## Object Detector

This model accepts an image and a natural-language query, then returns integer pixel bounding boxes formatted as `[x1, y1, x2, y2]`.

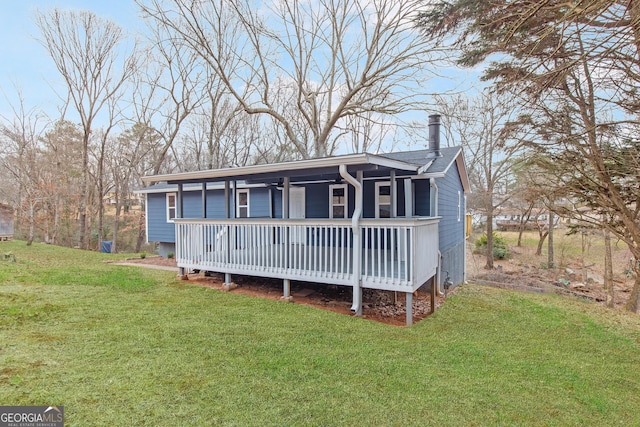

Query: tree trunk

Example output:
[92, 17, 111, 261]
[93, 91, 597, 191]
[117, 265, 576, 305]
[485, 212, 494, 269]
[135, 211, 145, 253]
[112, 198, 122, 253]
[535, 231, 548, 256]
[624, 274, 640, 313]
[27, 198, 35, 246]
[603, 228, 614, 308]
[517, 226, 524, 247]
[547, 211, 555, 268]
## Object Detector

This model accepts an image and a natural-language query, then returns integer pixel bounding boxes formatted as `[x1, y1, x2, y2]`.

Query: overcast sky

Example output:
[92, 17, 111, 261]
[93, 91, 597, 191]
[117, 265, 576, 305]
[0, 0, 482, 144]
[0, 0, 140, 120]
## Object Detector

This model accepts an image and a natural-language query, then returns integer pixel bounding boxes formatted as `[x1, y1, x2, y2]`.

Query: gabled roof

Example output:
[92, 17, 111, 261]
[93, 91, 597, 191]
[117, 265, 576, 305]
[379, 146, 470, 192]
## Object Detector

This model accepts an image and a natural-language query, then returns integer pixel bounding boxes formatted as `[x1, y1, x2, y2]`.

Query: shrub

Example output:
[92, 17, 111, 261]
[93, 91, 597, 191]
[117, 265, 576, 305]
[140, 253, 146, 259]
[167, 252, 174, 259]
[474, 232, 510, 259]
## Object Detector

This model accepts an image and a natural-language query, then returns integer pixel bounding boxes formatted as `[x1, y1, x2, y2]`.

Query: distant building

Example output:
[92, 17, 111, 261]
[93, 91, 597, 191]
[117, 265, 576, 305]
[0, 204, 14, 241]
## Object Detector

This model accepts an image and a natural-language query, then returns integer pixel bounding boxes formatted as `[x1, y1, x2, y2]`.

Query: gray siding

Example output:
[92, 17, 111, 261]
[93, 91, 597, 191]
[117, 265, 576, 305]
[249, 187, 271, 218]
[414, 179, 431, 216]
[441, 239, 465, 288]
[147, 193, 176, 243]
[148, 187, 272, 243]
[206, 190, 227, 218]
[437, 164, 465, 253]
[273, 189, 282, 218]
[305, 183, 329, 218]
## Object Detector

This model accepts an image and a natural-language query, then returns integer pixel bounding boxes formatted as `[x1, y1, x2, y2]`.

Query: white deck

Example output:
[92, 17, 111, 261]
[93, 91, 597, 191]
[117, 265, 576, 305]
[174, 217, 439, 292]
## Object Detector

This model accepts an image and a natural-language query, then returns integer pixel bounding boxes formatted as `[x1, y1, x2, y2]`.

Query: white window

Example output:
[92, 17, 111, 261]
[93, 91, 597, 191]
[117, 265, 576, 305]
[375, 182, 392, 218]
[167, 193, 176, 222]
[458, 191, 461, 222]
[236, 189, 249, 218]
[329, 184, 348, 219]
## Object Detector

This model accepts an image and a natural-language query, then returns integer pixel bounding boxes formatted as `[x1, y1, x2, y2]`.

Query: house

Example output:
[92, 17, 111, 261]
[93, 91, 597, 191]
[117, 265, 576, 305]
[136, 115, 470, 325]
[0, 204, 14, 241]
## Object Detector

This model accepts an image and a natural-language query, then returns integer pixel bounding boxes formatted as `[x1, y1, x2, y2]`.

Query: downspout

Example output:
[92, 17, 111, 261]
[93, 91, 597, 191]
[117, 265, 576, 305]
[430, 177, 443, 296]
[339, 164, 363, 314]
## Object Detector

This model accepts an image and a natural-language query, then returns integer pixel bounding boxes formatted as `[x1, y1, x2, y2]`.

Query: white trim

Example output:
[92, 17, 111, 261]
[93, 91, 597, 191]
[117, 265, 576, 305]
[236, 189, 250, 218]
[144, 194, 149, 244]
[329, 183, 348, 219]
[375, 181, 392, 219]
[142, 153, 418, 184]
[458, 191, 461, 222]
[166, 193, 177, 222]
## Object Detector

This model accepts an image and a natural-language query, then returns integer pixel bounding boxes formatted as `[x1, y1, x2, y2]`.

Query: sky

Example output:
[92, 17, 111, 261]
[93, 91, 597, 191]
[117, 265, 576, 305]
[0, 0, 483, 149]
[0, 0, 140, 121]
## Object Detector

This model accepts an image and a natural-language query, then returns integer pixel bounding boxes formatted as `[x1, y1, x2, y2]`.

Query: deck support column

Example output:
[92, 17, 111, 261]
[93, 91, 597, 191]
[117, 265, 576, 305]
[222, 272, 236, 291]
[406, 292, 413, 326]
[281, 279, 292, 301]
[430, 276, 436, 315]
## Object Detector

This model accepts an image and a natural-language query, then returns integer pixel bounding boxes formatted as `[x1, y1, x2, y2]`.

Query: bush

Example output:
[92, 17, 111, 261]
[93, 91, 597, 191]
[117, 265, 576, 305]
[140, 253, 146, 259]
[167, 252, 174, 259]
[474, 232, 510, 259]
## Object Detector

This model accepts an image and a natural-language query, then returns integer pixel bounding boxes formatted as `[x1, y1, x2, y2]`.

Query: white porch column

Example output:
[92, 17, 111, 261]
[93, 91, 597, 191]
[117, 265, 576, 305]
[201, 182, 207, 218]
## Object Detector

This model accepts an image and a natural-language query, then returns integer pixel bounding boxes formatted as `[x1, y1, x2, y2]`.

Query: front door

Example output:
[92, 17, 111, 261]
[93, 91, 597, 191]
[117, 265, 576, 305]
[289, 186, 306, 244]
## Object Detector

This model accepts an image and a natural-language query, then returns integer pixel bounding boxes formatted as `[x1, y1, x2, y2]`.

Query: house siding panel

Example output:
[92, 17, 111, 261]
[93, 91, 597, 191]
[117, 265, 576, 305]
[305, 183, 328, 218]
[147, 193, 175, 243]
[206, 190, 227, 219]
[414, 179, 431, 217]
[273, 189, 282, 218]
[441, 239, 465, 288]
[182, 191, 202, 219]
[437, 165, 465, 253]
[250, 187, 271, 218]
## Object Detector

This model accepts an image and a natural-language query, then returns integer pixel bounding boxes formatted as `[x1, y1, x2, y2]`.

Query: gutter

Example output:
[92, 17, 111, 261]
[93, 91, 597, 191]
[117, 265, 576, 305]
[430, 177, 443, 296]
[339, 164, 363, 314]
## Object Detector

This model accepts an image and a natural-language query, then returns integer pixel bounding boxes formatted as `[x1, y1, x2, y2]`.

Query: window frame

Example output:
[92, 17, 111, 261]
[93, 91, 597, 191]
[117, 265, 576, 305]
[375, 181, 392, 219]
[236, 189, 250, 218]
[329, 184, 348, 219]
[166, 193, 177, 222]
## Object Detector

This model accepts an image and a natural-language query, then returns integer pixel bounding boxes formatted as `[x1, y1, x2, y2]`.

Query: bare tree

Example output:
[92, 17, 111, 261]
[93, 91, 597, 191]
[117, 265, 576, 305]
[137, 0, 442, 159]
[0, 95, 47, 244]
[422, 0, 640, 311]
[437, 90, 528, 269]
[34, 9, 138, 249]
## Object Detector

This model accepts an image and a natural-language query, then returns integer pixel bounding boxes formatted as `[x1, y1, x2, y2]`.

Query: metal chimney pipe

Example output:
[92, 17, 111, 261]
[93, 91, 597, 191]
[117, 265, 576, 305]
[428, 114, 442, 157]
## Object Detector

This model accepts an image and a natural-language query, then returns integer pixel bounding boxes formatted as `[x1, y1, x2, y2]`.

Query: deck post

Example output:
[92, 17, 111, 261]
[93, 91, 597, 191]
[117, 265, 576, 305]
[281, 278, 292, 301]
[406, 291, 413, 326]
[430, 276, 436, 314]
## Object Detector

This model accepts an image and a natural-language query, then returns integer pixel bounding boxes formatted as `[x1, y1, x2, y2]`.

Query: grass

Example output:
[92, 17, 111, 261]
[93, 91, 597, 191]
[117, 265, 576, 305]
[1, 241, 640, 426]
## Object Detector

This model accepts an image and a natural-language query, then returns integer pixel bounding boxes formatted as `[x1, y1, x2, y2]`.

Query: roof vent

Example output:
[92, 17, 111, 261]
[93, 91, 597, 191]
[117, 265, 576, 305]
[428, 114, 442, 158]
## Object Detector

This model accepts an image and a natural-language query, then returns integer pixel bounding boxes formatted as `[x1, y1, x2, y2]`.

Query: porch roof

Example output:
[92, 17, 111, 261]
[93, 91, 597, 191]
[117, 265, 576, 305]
[141, 152, 421, 185]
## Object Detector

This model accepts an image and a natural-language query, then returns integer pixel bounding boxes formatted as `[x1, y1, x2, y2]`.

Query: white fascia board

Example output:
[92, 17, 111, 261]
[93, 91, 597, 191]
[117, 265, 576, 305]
[134, 182, 266, 194]
[415, 148, 471, 193]
[141, 153, 417, 184]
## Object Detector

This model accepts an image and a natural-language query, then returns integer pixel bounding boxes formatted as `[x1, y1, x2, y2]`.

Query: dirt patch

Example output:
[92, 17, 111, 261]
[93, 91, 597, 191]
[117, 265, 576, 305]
[466, 239, 635, 310]
[120, 256, 444, 326]
[121, 256, 178, 268]
[186, 273, 444, 326]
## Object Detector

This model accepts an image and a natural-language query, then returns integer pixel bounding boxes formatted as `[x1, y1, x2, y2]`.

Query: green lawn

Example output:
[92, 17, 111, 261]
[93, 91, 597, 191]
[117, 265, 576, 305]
[1, 241, 640, 426]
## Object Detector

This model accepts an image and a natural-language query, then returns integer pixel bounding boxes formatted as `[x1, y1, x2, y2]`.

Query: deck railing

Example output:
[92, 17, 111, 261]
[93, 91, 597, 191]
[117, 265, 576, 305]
[174, 217, 439, 292]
